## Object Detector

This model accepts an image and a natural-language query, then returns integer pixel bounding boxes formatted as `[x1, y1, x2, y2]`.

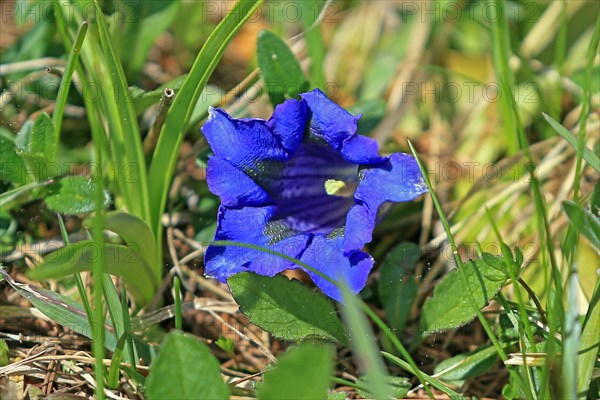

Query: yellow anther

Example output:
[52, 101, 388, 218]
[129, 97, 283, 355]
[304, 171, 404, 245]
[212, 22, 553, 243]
[325, 179, 356, 197]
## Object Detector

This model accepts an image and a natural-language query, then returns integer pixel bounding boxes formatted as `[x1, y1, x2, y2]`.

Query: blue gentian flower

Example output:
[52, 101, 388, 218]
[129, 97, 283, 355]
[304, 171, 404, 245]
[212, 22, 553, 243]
[202, 89, 427, 301]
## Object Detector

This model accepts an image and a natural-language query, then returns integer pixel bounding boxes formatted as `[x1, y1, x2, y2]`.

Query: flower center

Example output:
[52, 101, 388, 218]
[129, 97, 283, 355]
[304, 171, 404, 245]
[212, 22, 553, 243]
[259, 144, 359, 236]
[324, 179, 358, 197]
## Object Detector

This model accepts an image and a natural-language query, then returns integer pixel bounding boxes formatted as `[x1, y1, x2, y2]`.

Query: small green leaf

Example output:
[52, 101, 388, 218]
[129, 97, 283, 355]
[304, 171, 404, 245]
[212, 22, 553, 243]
[45, 176, 111, 214]
[129, 74, 187, 114]
[258, 342, 334, 400]
[215, 336, 235, 355]
[542, 112, 600, 172]
[228, 272, 346, 343]
[421, 254, 508, 332]
[27, 113, 55, 156]
[146, 331, 229, 400]
[378, 243, 420, 332]
[14, 120, 34, 150]
[0, 339, 9, 367]
[563, 200, 600, 251]
[257, 30, 309, 106]
[434, 345, 498, 384]
[15, 113, 57, 181]
[0, 134, 28, 185]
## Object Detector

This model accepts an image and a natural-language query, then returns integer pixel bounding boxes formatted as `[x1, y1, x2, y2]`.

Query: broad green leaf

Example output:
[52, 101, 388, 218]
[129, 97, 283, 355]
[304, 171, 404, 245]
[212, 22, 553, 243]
[0, 134, 28, 185]
[257, 29, 309, 106]
[542, 112, 600, 172]
[148, 0, 263, 243]
[0, 267, 117, 350]
[357, 376, 411, 400]
[27, 240, 155, 305]
[434, 345, 498, 385]
[378, 243, 420, 332]
[421, 254, 508, 332]
[146, 330, 228, 400]
[95, 211, 159, 285]
[563, 200, 600, 251]
[258, 342, 333, 400]
[228, 272, 346, 343]
[45, 176, 111, 214]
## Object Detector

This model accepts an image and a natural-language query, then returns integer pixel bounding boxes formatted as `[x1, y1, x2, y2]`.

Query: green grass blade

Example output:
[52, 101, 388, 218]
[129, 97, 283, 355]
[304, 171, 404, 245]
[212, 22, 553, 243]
[107, 334, 127, 389]
[382, 352, 463, 399]
[542, 113, 600, 172]
[340, 282, 393, 400]
[572, 17, 600, 197]
[148, 0, 263, 241]
[121, 286, 137, 368]
[577, 279, 600, 398]
[103, 275, 126, 351]
[92, 1, 150, 222]
[0, 180, 52, 208]
[0, 267, 118, 351]
[91, 125, 106, 400]
[174, 276, 182, 330]
[52, 20, 88, 147]
[57, 214, 93, 323]
[54, 0, 149, 222]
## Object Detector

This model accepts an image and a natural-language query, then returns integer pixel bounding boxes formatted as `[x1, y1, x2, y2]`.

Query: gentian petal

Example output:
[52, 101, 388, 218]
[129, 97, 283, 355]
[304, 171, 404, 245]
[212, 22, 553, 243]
[340, 134, 386, 164]
[300, 235, 374, 302]
[267, 98, 307, 153]
[343, 153, 427, 251]
[202, 107, 288, 173]
[204, 206, 310, 281]
[300, 89, 360, 149]
[206, 156, 271, 207]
